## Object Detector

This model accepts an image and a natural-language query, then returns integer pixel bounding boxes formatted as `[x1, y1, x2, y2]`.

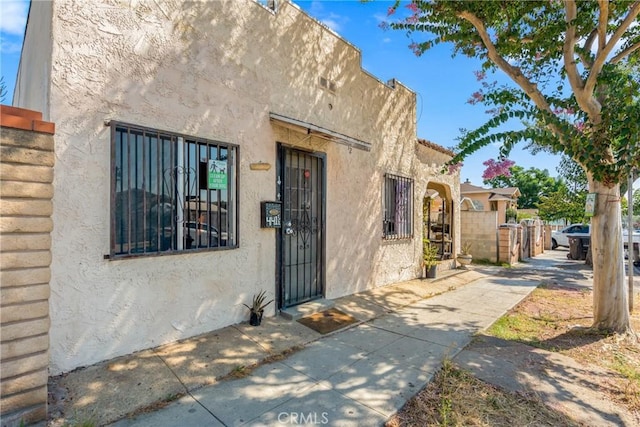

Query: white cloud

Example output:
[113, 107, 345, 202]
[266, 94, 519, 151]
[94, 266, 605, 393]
[0, 1, 29, 36]
[383, 37, 391, 43]
[373, 12, 387, 24]
[308, 0, 324, 17]
[321, 18, 340, 33]
[0, 39, 22, 54]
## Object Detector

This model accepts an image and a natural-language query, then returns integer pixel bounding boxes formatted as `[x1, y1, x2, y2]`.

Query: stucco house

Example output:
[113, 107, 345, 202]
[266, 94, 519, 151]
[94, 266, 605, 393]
[13, 0, 461, 375]
[460, 180, 520, 223]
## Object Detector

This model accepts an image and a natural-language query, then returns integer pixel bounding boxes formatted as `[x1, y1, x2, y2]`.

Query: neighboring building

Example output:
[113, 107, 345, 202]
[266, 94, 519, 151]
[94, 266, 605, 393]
[460, 180, 520, 223]
[13, 0, 460, 374]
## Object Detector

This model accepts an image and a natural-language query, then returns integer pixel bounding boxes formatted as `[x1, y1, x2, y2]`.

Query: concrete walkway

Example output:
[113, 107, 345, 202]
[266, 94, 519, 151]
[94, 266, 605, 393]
[97, 260, 547, 426]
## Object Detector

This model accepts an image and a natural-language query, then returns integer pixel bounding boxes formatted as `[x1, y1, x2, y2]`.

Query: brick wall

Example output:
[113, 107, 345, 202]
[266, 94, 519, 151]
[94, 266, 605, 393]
[460, 211, 499, 263]
[498, 225, 520, 265]
[1, 105, 55, 426]
[532, 222, 545, 256]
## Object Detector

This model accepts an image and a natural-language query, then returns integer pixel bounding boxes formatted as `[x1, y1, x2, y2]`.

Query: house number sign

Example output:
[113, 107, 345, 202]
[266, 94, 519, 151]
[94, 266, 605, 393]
[260, 201, 282, 228]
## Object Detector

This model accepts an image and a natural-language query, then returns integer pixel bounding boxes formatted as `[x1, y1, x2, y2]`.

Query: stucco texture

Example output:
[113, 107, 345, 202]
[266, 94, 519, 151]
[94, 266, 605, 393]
[16, 0, 459, 373]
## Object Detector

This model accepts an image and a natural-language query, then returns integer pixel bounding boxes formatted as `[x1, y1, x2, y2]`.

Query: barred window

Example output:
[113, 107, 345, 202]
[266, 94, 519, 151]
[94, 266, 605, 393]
[383, 173, 413, 240]
[110, 122, 238, 258]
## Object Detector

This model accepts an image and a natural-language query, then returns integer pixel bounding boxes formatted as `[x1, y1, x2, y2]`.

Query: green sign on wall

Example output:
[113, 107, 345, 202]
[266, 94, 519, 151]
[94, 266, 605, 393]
[208, 159, 227, 190]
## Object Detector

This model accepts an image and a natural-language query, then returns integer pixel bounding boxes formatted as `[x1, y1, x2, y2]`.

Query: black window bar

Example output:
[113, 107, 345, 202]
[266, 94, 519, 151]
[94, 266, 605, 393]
[111, 122, 238, 258]
[383, 173, 414, 240]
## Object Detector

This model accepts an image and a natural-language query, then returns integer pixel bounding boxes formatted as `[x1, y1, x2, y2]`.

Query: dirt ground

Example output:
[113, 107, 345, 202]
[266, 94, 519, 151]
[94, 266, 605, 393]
[508, 283, 640, 417]
[389, 272, 640, 426]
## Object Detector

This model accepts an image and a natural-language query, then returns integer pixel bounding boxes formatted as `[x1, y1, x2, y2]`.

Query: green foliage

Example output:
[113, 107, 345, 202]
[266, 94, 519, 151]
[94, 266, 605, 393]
[505, 207, 517, 221]
[516, 211, 535, 222]
[537, 185, 586, 223]
[557, 155, 588, 193]
[388, 1, 640, 186]
[243, 290, 273, 313]
[532, 155, 589, 223]
[423, 237, 440, 268]
[484, 166, 562, 209]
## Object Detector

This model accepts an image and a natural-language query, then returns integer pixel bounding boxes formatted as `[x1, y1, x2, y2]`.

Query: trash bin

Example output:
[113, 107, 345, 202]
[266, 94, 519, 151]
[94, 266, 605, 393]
[568, 235, 588, 260]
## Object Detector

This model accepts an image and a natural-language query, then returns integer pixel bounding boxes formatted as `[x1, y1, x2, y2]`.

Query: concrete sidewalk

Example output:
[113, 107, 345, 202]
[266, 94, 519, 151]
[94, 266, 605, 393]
[96, 263, 545, 427]
[49, 268, 486, 426]
[48, 252, 574, 427]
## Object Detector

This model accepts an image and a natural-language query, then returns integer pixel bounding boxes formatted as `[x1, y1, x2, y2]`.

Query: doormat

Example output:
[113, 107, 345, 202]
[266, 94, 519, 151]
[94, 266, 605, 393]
[297, 308, 359, 335]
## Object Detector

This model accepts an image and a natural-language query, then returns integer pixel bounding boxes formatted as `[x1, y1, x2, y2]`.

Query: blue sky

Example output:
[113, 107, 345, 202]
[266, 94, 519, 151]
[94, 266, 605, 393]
[294, 0, 566, 185]
[0, 0, 613, 187]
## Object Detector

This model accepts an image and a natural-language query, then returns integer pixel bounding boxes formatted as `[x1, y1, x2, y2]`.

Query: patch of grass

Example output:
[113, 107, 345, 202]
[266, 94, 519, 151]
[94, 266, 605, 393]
[611, 350, 640, 382]
[62, 420, 97, 427]
[164, 392, 181, 402]
[488, 314, 546, 345]
[225, 364, 249, 379]
[386, 359, 577, 427]
[124, 391, 186, 419]
[219, 345, 305, 382]
[472, 258, 502, 266]
[485, 284, 640, 414]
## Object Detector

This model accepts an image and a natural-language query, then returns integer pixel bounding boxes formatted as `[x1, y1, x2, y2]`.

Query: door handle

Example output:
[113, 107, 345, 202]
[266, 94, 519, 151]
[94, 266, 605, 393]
[284, 221, 295, 235]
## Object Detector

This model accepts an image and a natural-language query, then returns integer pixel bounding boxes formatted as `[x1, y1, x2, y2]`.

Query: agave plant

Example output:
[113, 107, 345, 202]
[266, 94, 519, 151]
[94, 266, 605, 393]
[244, 290, 273, 326]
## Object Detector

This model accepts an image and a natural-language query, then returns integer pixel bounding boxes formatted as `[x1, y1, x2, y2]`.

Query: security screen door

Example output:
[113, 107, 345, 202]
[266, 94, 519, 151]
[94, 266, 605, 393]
[278, 146, 325, 308]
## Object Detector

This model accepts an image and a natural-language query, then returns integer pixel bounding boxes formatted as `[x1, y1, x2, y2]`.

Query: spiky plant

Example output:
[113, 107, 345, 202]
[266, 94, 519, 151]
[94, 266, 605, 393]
[243, 290, 273, 313]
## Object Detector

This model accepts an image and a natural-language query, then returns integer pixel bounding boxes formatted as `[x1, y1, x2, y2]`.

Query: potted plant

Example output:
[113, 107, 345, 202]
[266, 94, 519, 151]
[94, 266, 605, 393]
[423, 237, 440, 278]
[458, 241, 473, 267]
[505, 208, 518, 223]
[243, 290, 273, 326]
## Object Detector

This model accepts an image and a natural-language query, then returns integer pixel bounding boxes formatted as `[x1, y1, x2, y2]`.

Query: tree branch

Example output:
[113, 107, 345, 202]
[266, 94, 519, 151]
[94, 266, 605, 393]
[582, 28, 598, 64]
[611, 41, 640, 64]
[585, 1, 640, 95]
[457, 11, 551, 112]
[576, 29, 597, 69]
[563, 0, 601, 123]
[457, 10, 572, 150]
[597, 0, 608, 53]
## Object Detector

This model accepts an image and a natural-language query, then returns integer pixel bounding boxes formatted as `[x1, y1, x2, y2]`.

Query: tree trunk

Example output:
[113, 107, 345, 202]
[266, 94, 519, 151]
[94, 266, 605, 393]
[590, 179, 630, 332]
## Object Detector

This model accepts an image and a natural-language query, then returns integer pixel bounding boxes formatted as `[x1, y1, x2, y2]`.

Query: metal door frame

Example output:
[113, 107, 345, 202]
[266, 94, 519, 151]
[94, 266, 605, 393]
[275, 144, 326, 309]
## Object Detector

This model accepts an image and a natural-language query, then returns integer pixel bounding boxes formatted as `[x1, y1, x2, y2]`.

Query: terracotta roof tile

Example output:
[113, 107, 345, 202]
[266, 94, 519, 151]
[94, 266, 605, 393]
[417, 138, 455, 157]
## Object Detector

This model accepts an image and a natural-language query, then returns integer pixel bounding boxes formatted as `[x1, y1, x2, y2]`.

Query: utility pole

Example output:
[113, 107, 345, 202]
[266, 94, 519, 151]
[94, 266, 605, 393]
[629, 172, 635, 313]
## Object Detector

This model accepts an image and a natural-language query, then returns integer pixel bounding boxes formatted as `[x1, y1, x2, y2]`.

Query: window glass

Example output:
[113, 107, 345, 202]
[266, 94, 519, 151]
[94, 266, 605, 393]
[383, 173, 413, 240]
[111, 123, 238, 257]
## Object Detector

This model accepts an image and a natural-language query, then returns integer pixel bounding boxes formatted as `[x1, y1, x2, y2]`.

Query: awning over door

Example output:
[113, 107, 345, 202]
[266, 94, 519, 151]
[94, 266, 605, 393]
[269, 112, 372, 152]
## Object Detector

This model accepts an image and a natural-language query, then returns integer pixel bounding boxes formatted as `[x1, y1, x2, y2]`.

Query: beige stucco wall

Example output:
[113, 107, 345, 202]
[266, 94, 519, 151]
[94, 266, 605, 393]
[462, 192, 514, 224]
[460, 210, 498, 262]
[15, 0, 459, 373]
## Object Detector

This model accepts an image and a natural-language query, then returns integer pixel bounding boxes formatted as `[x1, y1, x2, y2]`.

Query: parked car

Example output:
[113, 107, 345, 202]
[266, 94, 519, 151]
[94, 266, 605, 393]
[184, 222, 227, 248]
[622, 228, 640, 242]
[552, 224, 640, 251]
[551, 224, 590, 249]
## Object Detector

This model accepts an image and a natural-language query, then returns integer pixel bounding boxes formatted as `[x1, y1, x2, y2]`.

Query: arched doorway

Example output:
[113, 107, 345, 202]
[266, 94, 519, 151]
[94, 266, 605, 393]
[424, 182, 454, 260]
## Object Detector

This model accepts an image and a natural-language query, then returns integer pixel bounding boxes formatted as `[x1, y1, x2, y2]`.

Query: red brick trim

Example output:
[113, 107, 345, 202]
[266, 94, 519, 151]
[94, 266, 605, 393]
[1, 105, 55, 135]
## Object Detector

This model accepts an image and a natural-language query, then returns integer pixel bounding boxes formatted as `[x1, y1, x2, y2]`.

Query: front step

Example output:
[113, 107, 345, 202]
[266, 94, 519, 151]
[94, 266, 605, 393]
[280, 298, 335, 321]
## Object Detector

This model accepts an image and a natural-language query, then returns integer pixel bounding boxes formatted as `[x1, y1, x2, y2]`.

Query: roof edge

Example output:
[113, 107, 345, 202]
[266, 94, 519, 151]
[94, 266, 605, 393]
[417, 138, 455, 157]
